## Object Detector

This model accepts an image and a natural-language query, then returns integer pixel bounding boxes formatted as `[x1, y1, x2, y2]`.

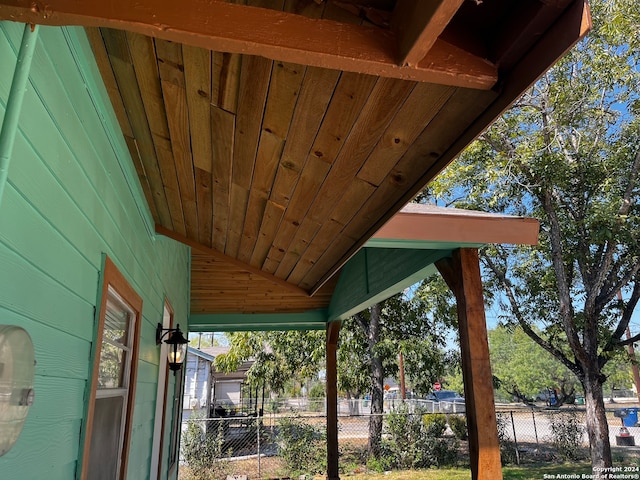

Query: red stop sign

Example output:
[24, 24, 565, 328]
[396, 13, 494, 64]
[434, 382, 441, 391]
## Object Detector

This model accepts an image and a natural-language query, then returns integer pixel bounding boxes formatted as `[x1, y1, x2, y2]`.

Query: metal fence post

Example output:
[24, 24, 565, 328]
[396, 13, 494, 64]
[531, 409, 539, 446]
[510, 411, 520, 465]
[257, 415, 261, 478]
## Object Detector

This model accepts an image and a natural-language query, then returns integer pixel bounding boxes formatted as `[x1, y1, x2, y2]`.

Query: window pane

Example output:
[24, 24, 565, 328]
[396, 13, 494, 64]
[98, 341, 126, 389]
[103, 298, 130, 346]
[88, 395, 124, 480]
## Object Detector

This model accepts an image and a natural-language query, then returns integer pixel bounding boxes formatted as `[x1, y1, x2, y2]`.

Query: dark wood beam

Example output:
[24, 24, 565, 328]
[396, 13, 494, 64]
[0, 0, 497, 89]
[490, 0, 576, 70]
[392, 0, 464, 66]
[326, 320, 341, 480]
[155, 224, 310, 297]
[437, 249, 502, 480]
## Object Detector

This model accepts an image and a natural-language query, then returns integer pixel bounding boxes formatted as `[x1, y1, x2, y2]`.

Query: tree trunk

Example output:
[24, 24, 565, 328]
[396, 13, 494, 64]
[582, 371, 613, 468]
[368, 303, 384, 457]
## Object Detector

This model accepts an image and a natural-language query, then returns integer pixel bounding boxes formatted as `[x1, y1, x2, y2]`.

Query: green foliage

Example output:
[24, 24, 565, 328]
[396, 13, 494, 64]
[181, 413, 230, 480]
[427, 0, 640, 375]
[308, 381, 326, 399]
[548, 410, 587, 461]
[425, 0, 640, 465]
[381, 404, 458, 470]
[365, 455, 387, 473]
[422, 413, 447, 437]
[489, 325, 580, 401]
[215, 330, 326, 394]
[447, 415, 468, 441]
[276, 415, 326, 477]
[340, 288, 454, 398]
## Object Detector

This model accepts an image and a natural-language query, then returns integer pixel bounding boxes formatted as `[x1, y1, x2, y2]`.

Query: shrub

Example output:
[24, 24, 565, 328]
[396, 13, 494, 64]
[181, 413, 230, 480]
[423, 413, 447, 437]
[277, 415, 326, 477]
[366, 455, 387, 473]
[308, 381, 326, 399]
[448, 414, 468, 440]
[548, 409, 585, 461]
[381, 404, 458, 470]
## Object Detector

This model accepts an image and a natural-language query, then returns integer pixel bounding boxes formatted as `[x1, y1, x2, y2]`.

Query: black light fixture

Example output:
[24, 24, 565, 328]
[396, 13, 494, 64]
[156, 323, 188, 374]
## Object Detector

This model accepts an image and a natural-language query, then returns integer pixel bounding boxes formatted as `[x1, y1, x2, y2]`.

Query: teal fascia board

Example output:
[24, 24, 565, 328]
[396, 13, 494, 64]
[328, 247, 452, 322]
[188, 309, 329, 332]
[365, 238, 483, 250]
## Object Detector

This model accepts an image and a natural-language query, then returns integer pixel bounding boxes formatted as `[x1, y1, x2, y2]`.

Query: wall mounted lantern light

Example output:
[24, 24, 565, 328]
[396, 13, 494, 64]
[156, 324, 188, 374]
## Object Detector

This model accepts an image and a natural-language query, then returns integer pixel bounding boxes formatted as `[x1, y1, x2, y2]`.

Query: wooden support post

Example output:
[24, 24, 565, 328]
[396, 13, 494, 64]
[436, 248, 502, 480]
[326, 320, 341, 480]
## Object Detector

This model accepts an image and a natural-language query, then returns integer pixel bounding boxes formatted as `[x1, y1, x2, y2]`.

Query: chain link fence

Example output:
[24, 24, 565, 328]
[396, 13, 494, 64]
[178, 400, 639, 479]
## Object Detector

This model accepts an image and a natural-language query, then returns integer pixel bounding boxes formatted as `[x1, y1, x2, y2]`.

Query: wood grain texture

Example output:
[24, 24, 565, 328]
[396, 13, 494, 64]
[211, 105, 235, 251]
[96, 28, 173, 226]
[75, 0, 590, 318]
[436, 249, 502, 480]
[0, 0, 498, 88]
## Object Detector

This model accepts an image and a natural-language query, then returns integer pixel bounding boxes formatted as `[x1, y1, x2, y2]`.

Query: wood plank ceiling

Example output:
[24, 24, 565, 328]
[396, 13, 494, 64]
[0, 0, 590, 315]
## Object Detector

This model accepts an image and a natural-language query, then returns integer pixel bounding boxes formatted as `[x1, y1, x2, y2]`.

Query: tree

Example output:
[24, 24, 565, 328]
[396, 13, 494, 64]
[215, 330, 325, 395]
[489, 325, 580, 404]
[215, 288, 453, 458]
[350, 288, 452, 456]
[427, 0, 640, 467]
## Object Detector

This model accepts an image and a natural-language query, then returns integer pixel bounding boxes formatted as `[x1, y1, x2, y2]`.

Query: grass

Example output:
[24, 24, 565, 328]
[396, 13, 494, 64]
[343, 462, 594, 480]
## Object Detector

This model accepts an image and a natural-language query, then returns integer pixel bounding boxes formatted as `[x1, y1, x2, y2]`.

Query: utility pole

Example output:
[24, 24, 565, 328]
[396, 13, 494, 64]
[625, 326, 640, 405]
[618, 291, 640, 404]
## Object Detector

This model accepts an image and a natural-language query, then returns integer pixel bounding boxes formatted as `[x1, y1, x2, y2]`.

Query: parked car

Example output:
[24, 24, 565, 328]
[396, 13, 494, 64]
[427, 390, 466, 413]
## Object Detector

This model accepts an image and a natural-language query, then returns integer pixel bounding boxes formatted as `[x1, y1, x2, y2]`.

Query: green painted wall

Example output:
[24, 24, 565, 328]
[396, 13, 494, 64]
[0, 22, 190, 480]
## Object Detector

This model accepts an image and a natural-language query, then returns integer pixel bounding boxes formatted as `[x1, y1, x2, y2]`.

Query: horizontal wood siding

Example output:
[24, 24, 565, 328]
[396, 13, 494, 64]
[0, 22, 189, 480]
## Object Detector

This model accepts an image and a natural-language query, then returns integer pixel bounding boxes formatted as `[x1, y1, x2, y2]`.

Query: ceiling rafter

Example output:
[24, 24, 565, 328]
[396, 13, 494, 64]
[391, 0, 465, 67]
[0, 0, 497, 89]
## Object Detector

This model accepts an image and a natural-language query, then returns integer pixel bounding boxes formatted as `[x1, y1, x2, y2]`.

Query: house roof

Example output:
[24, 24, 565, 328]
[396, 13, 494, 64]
[0, 0, 590, 322]
[187, 346, 216, 362]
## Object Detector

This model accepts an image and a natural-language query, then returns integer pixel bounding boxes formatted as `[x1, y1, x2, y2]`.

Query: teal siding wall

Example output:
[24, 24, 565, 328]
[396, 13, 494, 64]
[0, 22, 190, 480]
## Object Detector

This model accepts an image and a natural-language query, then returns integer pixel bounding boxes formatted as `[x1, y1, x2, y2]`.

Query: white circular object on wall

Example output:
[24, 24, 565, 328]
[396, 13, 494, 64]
[0, 325, 35, 457]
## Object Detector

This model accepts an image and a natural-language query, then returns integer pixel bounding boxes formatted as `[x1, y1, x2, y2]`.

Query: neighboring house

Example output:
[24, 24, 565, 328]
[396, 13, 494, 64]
[183, 347, 215, 411]
[182, 346, 253, 416]
[208, 354, 254, 417]
[182, 345, 254, 415]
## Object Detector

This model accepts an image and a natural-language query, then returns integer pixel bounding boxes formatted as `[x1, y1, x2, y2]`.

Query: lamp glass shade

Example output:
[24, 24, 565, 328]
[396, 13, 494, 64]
[168, 344, 187, 367]
[165, 327, 188, 371]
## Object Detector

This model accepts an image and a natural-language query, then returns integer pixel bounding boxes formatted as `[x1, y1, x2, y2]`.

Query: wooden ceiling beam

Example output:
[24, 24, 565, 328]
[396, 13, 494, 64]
[0, 0, 497, 89]
[392, 0, 465, 67]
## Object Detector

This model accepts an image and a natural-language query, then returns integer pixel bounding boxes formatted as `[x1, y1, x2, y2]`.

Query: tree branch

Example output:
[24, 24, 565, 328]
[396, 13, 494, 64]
[354, 312, 369, 337]
[481, 253, 583, 378]
[596, 261, 640, 313]
[602, 280, 640, 353]
[539, 187, 588, 363]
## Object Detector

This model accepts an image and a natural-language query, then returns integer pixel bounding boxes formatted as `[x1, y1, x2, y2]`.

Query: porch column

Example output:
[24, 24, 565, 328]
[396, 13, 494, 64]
[436, 248, 502, 480]
[326, 320, 341, 480]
